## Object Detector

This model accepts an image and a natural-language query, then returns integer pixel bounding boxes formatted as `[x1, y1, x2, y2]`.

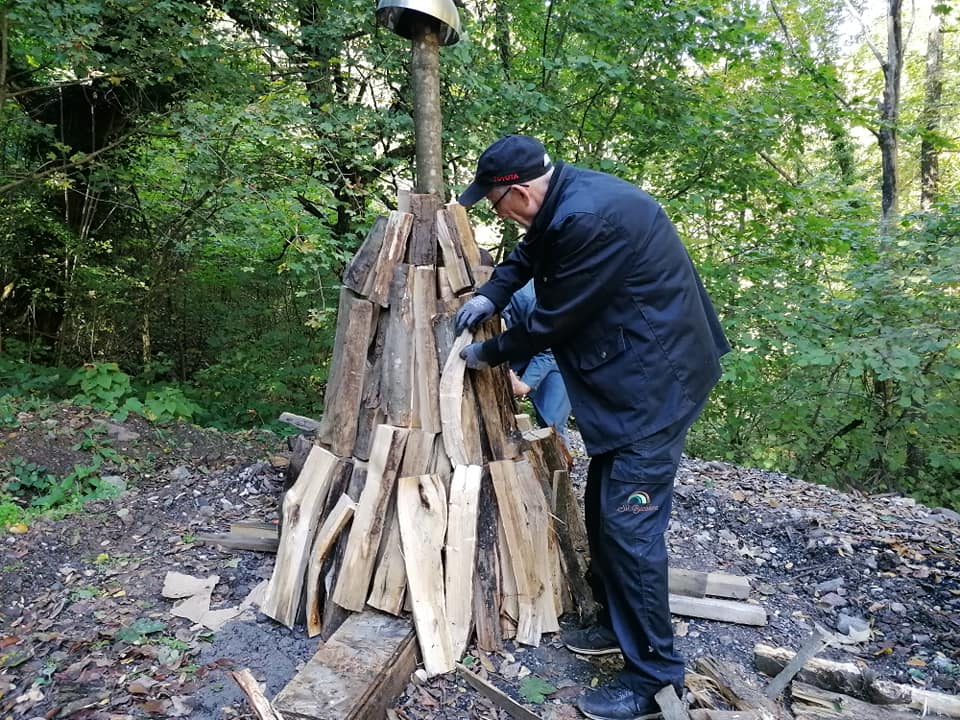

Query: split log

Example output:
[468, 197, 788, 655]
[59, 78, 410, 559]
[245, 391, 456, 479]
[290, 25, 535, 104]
[435, 208, 472, 294]
[366, 430, 435, 615]
[230, 668, 283, 720]
[279, 412, 322, 434]
[397, 473, 455, 676]
[365, 211, 414, 306]
[763, 629, 828, 699]
[261, 447, 340, 627]
[273, 611, 417, 720]
[695, 656, 790, 720]
[754, 643, 960, 717]
[412, 266, 441, 433]
[689, 713, 760, 720]
[353, 311, 388, 461]
[445, 464, 483, 658]
[669, 594, 767, 626]
[515, 414, 534, 432]
[407, 194, 441, 265]
[305, 494, 356, 637]
[197, 522, 279, 553]
[472, 467, 503, 652]
[332, 425, 410, 612]
[444, 202, 482, 271]
[383, 265, 415, 427]
[497, 518, 520, 639]
[471, 317, 520, 460]
[342, 215, 388, 294]
[515, 459, 559, 633]
[791, 681, 919, 720]
[439, 331, 473, 466]
[317, 290, 374, 457]
[490, 460, 543, 646]
[655, 684, 691, 720]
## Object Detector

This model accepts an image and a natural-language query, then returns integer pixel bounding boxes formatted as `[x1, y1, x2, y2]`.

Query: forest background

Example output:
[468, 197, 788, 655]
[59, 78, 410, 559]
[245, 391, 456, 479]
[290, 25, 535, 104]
[1, 0, 958, 513]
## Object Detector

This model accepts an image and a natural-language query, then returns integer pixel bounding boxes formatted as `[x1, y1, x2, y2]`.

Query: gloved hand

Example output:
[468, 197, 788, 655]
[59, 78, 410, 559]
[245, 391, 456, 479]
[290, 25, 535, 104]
[460, 342, 490, 370]
[455, 295, 496, 335]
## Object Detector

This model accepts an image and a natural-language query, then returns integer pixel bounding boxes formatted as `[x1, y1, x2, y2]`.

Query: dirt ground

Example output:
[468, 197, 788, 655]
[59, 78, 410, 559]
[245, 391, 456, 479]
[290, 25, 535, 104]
[1, 403, 958, 719]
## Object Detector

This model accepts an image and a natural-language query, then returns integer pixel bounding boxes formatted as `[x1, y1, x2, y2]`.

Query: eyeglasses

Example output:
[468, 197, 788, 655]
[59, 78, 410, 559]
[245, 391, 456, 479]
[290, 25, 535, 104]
[489, 184, 529, 213]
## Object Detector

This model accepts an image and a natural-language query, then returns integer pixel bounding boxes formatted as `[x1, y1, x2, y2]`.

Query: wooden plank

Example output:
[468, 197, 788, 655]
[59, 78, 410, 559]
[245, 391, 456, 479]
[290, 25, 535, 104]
[656, 684, 691, 720]
[445, 202, 481, 271]
[445, 464, 483, 658]
[305, 494, 356, 637]
[763, 629, 828, 699]
[791, 681, 920, 720]
[515, 459, 558, 633]
[515, 414, 534, 432]
[435, 207, 472, 294]
[406, 193, 441, 265]
[317, 290, 374, 457]
[261, 446, 339, 627]
[497, 518, 520, 639]
[439, 331, 473, 466]
[365, 211, 414, 307]
[695, 657, 789, 720]
[383, 264, 415, 427]
[274, 611, 417, 720]
[412, 266, 441, 433]
[490, 460, 542, 646]
[343, 215, 388, 294]
[366, 430, 435, 615]
[669, 594, 767, 626]
[472, 467, 503, 652]
[471, 317, 520, 460]
[689, 712, 760, 720]
[456, 664, 543, 720]
[196, 531, 278, 553]
[669, 568, 751, 600]
[397, 474, 455, 676]
[332, 425, 410, 612]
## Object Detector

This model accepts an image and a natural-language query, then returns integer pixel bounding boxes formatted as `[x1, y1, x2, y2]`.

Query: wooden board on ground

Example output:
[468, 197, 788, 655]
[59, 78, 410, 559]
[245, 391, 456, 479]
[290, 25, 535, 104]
[655, 684, 692, 720]
[260, 447, 340, 628]
[695, 657, 790, 720]
[763, 629, 828, 700]
[689, 712, 760, 720]
[669, 594, 767, 626]
[273, 611, 417, 720]
[197, 529, 278, 553]
[332, 425, 410, 612]
[456, 664, 543, 720]
[669, 568, 751, 600]
[231, 668, 283, 720]
[397, 473, 454, 676]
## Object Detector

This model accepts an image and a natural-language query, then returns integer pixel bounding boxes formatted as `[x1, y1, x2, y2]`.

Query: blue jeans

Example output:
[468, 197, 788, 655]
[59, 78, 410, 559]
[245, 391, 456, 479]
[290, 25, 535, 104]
[584, 398, 706, 696]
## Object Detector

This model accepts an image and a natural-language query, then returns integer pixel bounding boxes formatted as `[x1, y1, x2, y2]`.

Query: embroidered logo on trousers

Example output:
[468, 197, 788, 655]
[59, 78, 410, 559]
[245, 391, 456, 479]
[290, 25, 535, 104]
[617, 491, 659, 514]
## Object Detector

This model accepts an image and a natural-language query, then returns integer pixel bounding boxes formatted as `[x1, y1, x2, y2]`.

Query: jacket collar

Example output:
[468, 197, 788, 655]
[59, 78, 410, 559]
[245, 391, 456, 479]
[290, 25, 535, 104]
[528, 161, 570, 239]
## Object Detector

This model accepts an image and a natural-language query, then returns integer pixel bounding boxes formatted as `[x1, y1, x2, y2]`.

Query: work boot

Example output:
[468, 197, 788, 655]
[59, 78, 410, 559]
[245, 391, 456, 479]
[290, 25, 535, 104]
[563, 624, 620, 656]
[576, 679, 661, 720]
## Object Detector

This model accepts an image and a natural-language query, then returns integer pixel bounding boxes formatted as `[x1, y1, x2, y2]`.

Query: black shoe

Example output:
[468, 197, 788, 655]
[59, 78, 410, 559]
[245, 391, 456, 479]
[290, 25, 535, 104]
[564, 624, 620, 656]
[576, 680, 662, 720]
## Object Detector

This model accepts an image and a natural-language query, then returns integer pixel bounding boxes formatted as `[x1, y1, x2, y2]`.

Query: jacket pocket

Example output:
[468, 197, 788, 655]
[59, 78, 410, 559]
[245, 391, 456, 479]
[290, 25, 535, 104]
[577, 327, 631, 371]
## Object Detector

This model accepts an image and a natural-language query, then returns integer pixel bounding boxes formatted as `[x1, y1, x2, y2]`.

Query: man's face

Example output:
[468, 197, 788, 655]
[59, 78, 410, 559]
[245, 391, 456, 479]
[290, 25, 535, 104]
[485, 184, 534, 227]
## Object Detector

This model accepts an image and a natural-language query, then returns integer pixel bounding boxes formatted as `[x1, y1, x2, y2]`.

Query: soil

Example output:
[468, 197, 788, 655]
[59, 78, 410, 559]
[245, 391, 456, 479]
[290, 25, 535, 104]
[1, 403, 958, 720]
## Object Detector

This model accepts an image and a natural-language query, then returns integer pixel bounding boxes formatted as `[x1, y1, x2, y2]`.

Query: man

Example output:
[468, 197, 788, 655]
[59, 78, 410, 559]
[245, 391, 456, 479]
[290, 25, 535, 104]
[455, 135, 730, 720]
[503, 279, 572, 446]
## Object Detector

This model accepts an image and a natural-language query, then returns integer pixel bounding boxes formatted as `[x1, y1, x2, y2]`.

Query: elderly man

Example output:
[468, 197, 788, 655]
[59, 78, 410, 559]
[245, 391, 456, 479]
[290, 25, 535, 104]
[455, 135, 730, 720]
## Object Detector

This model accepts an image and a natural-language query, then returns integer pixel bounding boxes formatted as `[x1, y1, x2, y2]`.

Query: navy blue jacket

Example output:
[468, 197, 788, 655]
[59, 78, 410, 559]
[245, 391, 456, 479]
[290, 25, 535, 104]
[477, 162, 730, 455]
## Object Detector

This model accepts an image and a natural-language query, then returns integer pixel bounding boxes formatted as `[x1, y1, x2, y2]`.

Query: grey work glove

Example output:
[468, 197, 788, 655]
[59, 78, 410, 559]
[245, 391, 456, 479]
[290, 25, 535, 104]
[455, 295, 496, 335]
[460, 342, 491, 370]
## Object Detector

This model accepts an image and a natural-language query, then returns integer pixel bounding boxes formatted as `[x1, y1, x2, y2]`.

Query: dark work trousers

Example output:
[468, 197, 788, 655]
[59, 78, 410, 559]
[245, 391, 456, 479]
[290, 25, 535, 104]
[584, 398, 707, 697]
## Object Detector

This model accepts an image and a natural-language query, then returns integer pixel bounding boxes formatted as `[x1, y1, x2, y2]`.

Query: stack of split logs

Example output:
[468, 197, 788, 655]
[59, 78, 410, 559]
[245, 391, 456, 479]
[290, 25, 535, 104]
[260, 193, 593, 677]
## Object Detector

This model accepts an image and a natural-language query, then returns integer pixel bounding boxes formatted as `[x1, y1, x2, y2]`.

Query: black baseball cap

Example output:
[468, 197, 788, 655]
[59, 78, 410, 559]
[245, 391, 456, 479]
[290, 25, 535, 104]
[458, 135, 553, 207]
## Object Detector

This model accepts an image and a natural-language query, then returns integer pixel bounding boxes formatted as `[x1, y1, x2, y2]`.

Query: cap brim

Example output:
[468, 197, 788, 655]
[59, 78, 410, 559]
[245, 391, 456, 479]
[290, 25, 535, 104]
[458, 180, 490, 207]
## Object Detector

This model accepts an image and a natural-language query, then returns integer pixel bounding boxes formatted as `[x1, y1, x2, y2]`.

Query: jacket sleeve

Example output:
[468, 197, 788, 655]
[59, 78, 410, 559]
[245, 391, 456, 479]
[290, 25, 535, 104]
[481, 212, 636, 365]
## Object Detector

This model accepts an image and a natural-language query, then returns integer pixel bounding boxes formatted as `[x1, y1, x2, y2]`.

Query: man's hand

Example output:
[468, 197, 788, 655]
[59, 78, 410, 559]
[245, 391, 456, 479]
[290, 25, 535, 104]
[509, 369, 531, 397]
[460, 342, 490, 370]
[455, 295, 496, 335]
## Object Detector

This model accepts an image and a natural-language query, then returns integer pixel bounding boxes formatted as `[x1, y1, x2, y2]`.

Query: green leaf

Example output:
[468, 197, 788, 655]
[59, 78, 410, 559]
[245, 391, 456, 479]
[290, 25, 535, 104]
[116, 618, 167, 644]
[518, 676, 556, 704]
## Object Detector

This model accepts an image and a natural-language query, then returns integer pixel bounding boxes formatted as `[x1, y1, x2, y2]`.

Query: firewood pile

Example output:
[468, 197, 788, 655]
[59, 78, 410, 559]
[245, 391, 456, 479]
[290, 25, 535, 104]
[259, 193, 592, 677]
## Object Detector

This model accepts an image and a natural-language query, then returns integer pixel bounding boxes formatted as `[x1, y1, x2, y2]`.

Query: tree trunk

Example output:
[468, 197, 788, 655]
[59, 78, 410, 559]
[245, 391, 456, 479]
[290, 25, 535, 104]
[920, 5, 944, 209]
[878, 0, 903, 231]
[411, 26, 444, 198]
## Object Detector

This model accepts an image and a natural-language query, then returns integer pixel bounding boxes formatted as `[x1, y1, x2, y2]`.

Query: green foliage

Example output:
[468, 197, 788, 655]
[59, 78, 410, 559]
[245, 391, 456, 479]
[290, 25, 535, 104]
[68, 363, 133, 412]
[518, 676, 557, 704]
[115, 618, 167, 645]
[1, 456, 119, 512]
